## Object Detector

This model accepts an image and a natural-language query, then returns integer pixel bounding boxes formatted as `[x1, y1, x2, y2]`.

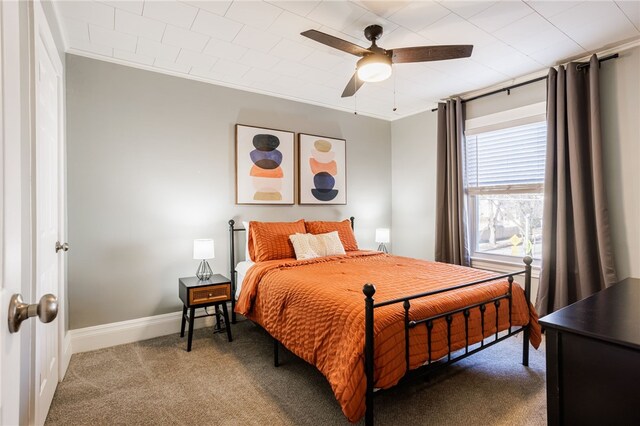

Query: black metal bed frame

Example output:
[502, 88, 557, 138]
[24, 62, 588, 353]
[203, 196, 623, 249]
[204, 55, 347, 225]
[228, 217, 533, 425]
[227, 219, 244, 324]
[362, 257, 532, 425]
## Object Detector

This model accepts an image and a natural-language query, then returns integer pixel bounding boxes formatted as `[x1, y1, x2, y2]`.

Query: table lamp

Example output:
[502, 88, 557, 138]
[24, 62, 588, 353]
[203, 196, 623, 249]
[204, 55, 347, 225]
[193, 239, 214, 280]
[375, 228, 390, 253]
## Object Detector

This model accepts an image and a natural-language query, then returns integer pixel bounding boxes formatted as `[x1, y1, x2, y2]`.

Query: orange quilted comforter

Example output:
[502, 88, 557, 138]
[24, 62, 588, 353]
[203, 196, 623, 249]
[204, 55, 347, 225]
[235, 251, 541, 423]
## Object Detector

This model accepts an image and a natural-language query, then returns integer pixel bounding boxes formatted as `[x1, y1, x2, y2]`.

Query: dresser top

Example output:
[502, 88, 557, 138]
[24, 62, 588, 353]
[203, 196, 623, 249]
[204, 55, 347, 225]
[179, 274, 230, 288]
[539, 278, 640, 350]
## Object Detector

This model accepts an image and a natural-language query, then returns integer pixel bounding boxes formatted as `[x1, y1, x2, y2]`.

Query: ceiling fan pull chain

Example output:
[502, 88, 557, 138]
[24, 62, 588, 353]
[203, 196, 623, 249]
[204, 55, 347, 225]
[354, 71, 358, 115]
[393, 64, 397, 112]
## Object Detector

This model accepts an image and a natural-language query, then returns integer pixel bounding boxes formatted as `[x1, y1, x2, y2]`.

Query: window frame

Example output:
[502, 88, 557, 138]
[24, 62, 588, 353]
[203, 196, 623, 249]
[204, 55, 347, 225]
[464, 102, 546, 263]
[467, 190, 544, 264]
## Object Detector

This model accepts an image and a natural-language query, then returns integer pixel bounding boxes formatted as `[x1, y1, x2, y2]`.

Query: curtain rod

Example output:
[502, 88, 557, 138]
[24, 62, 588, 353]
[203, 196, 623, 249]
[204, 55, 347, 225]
[430, 53, 619, 112]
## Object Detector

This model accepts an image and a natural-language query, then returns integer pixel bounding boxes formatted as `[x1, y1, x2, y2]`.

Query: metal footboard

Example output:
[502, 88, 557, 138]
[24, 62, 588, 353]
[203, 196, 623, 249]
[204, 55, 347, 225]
[363, 256, 533, 426]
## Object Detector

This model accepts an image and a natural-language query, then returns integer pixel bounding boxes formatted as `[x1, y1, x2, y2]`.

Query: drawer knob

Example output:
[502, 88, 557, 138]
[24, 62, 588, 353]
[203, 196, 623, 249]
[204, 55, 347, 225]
[209, 293, 213, 297]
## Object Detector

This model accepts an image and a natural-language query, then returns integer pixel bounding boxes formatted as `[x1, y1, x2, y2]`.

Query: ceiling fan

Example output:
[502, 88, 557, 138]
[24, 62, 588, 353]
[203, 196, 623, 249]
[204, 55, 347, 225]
[301, 25, 473, 97]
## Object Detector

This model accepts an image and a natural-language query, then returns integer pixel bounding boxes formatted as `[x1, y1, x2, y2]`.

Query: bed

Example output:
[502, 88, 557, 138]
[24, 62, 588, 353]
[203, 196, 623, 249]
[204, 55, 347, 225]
[234, 260, 254, 300]
[228, 218, 541, 425]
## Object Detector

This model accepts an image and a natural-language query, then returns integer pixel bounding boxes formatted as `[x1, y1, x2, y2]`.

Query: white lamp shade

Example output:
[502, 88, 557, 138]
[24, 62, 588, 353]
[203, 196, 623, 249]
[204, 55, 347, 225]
[375, 228, 390, 244]
[193, 239, 215, 260]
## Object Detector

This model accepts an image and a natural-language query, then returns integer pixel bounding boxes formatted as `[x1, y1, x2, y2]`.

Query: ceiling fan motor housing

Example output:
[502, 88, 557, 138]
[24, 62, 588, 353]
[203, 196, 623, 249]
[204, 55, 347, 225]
[364, 25, 383, 42]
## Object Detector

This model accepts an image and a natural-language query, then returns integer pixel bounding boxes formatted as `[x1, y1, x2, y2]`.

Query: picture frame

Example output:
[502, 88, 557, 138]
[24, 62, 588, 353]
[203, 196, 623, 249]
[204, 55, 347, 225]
[298, 133, 346, 205]
[235, 124, 295, 205]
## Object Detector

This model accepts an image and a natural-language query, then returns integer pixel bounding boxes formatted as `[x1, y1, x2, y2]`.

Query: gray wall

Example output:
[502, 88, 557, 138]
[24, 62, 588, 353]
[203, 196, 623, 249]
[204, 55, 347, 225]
[391, 111, 438, 260]
[66, 54, 391, 329]
[391, 46, 640, 282]
[600, 46, 640, 281]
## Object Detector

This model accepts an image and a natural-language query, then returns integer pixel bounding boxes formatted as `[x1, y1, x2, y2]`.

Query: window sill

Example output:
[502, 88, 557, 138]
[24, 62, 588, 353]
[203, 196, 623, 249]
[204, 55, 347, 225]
[470, 255, 541, 279]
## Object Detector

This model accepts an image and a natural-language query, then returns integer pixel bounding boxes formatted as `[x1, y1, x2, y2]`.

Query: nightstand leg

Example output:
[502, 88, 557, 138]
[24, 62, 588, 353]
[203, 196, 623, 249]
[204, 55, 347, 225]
[180, 305, 187, 338]
[222, 302, 232, 342]
[214, 304, 222, 331]
[231, 298, 236, 324]
[187, 307, 196, 352]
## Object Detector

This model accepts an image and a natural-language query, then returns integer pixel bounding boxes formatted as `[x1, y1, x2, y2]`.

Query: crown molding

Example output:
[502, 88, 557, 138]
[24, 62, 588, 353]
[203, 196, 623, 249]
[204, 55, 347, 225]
[388, 37, 640, 122]
[66, 34, 640, 125]
[66, 49, 393, 122]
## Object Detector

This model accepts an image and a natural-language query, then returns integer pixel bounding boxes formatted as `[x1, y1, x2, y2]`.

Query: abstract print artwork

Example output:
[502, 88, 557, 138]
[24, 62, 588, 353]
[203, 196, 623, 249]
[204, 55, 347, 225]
[298, 134, 346, 205]
[236, 125, 294, 204]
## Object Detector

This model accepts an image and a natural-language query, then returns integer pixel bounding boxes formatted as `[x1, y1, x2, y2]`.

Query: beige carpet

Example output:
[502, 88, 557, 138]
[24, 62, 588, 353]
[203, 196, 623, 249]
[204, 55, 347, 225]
[46, 317, 546, 425]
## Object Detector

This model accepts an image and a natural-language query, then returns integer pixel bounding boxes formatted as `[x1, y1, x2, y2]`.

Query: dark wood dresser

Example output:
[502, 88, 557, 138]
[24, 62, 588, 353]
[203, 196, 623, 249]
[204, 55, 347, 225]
[539, 278, 640, 425]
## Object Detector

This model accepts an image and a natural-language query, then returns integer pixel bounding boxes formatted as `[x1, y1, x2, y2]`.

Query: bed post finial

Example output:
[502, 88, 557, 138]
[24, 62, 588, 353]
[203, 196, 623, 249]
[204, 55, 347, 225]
[522, 256, 533, 366]
[350, 216, 355, 230]
[522, 256, 532, 301]
[229, 219, 235, 228]
[363, 283, 376, 298]
[363, 283, 376, 425]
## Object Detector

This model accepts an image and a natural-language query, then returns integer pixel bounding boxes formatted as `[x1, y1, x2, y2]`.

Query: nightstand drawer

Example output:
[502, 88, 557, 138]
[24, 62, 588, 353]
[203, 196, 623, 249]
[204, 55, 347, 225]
[189, 284, 230, 305]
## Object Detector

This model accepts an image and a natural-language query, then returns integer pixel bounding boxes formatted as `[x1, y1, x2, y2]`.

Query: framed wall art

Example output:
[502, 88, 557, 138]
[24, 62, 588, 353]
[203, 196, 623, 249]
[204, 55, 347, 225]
[236, 124, 295, 205]
[298, 133, 346, 205]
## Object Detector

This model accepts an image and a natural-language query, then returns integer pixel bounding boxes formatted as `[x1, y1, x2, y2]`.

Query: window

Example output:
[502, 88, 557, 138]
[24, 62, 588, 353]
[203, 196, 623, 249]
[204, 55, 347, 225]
[465, 119, 546, 260]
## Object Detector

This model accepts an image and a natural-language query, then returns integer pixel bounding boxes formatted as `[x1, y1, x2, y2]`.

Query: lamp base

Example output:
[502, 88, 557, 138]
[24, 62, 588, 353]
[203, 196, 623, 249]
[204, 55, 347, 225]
[377, 243, 388, 253]
[196, 260, 213, 280]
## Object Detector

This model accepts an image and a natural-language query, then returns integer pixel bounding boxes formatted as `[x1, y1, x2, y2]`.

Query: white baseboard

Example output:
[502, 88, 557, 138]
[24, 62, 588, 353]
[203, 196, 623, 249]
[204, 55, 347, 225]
[70, 310, 216, 354]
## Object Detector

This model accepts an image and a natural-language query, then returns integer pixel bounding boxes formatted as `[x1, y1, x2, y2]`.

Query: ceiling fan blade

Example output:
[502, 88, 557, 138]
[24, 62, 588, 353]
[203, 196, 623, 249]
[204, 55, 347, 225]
[301, 30, 371, 57]
[341, 73, 365, 98]
[391, 45, 473, 63]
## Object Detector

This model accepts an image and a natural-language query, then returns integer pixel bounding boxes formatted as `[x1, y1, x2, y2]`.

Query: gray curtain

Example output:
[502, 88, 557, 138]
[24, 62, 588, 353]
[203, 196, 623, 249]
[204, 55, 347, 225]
[435, 98, 470, 266]
[536, 55, 618, 316]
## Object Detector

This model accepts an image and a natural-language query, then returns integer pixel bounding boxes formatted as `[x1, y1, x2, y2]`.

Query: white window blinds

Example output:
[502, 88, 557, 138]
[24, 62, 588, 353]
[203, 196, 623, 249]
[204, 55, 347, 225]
[466, 121, 546, 191]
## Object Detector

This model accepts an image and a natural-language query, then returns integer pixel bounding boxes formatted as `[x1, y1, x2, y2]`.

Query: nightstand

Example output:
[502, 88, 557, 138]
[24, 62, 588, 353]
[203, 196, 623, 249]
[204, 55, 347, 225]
[179, 274, 232, 351]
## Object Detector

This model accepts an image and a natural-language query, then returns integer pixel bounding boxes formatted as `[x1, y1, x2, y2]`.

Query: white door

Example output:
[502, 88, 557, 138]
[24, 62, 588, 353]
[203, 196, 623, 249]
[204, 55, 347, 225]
[33, 2, 63, 424]
[1, 1, 64, 423]
[1, 1, 27, 424]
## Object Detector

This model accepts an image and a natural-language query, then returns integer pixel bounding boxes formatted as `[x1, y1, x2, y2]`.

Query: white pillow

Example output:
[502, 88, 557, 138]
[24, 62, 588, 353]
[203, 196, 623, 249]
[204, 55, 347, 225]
[289, 231, 346, 260]
[242, 221, 251, 261]
[319, 231, 347, 256]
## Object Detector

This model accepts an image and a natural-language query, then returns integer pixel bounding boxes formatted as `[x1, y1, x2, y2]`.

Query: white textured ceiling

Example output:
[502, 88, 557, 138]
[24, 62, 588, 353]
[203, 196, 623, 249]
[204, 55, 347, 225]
[55, 0, 640, 120]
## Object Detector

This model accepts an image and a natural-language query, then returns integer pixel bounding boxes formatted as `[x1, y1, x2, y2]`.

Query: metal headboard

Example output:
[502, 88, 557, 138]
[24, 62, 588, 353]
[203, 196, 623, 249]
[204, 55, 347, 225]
[228, 219, 245, 324]
[228, 217, 355, 324]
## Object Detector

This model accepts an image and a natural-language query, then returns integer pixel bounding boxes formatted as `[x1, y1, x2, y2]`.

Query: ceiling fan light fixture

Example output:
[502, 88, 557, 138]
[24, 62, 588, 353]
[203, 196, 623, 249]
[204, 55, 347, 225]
[300, 26, 473, 97]
[357, 54, 392, 83]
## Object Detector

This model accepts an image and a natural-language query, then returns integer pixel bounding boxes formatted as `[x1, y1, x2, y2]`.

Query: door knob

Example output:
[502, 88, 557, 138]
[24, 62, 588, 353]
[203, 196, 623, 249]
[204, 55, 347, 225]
[55, 241, 69, 253]
[7, 293, 58, 334]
